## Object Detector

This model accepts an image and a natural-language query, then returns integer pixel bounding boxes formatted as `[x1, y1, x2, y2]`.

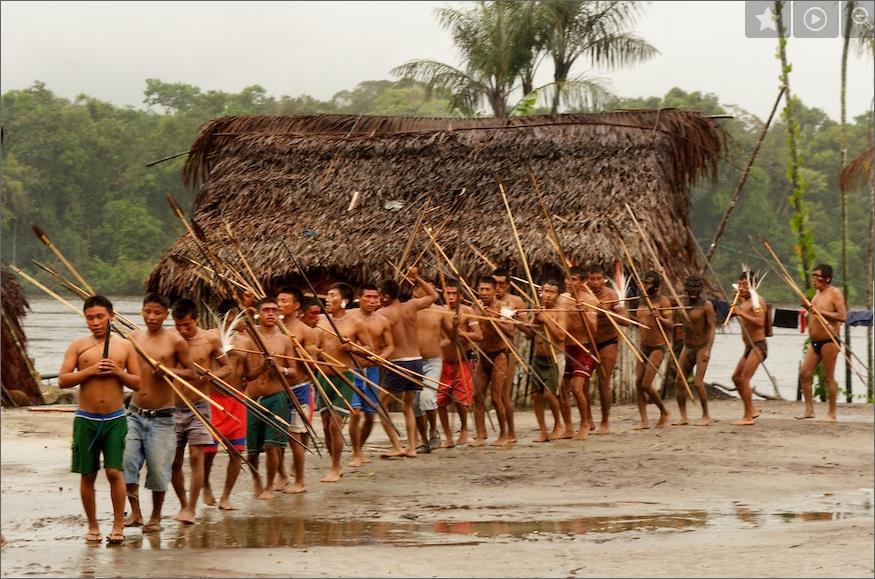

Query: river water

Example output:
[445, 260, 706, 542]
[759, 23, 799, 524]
[18, 296, 873, 402]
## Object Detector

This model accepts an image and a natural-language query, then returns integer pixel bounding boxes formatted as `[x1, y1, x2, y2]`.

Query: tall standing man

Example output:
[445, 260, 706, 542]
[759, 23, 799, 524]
[632, 272, 672, 429]
[674, 275, 715, 426]
[727, 271, 769, 426]
[413, 278, 444, 452]
[558, 268, 598, 440]
[59, 295, 141, 543]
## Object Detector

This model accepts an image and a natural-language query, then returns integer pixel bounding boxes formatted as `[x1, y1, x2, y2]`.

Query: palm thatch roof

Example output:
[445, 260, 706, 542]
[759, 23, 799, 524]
[1, 266, 44, 406]
[147, 111, 726, 300]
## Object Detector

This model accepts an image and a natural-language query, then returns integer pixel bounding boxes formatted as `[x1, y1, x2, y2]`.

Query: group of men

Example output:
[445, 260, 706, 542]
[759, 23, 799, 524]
[59, 262, 847, 544]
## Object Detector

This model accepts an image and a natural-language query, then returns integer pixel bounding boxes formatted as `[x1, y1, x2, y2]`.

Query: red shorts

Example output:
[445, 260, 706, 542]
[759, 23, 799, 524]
[437, 360, 474, 407]
[204, 391, 247, 454]
[564, 345, 593, 378]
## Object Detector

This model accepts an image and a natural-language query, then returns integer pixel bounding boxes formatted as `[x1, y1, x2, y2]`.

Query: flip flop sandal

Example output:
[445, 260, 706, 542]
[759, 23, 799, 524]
[106, 533, 125, 545]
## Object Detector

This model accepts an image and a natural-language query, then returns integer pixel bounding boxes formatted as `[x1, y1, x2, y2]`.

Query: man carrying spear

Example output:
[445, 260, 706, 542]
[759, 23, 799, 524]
[632, 272, 673, 430]
[674, 275, 715, 426]
[725, 271, 769, 426]
[123, 294, 199, 534]
[203, 299, 247, 510]
[437, 279, 482, 448]
[796, 264, 847, 422]
[59, 295, 142, 544]
[558, 268, 599, 440]
[237, 297, 300, 499]
[169, 299, 230, 524]
[413, 278, 444, 453]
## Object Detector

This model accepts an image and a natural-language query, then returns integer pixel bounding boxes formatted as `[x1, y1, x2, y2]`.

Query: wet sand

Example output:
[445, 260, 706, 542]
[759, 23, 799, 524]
[2, 400, 873, 577]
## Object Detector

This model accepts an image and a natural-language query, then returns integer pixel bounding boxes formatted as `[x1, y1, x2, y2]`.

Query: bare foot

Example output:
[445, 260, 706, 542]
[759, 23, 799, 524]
[142, 522, 163, 534]
[202, 487, 217, 507]
[380, 448, 406, 459]
[588, 421, 596, 432]
[595, 423, 610, 435]
[491, 436, 510, 447]
[106, 527, 125, 545]
[403, 450, 417, 458]
[533, 432, 550, 443]
[468, 438, 486, 447]
[655, 413, 671, 428]
[633, 422, 651, 430]
[817, 415, 837, 422]
[752, 407, 761, 419]
[320, 470, 342, 483]
[456, 431, 469, 445]
[84, 529, 102, 543]
[548, 427, 564, 440]
[175, 509, 196, 525]
[348, 457, 364, 468]
[283, 482, 307, 494]
[557, 429, 574, 440]
[506, 435, 517, 444]
[361, 456, 373, 464]
[694, 417, 711, 426]
[440, 440, 456, 449]
[672, 417, 689, 426]
[731, 418, 755, 426]
[257, 488, 275, 500]
[574, 428, 589, 441]
[218, 498, 237, 510]
[795, 413, 815, 420]
[123, 514, 143, 528]
[273, 477, 289, 492]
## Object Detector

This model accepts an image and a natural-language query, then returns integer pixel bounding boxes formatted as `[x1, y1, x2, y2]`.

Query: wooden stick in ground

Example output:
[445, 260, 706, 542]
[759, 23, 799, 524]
[614, 233, 694, 400]
[31, 225, 96, 295]
[703, 87, 785, 266]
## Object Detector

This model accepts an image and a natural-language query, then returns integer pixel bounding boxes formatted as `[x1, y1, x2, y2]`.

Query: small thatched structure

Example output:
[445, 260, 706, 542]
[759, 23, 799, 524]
[147, 112, 726, 300]
[1, 266, 44, 406]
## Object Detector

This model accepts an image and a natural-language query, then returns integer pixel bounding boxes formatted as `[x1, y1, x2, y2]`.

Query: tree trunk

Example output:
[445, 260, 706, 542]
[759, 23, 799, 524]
[840, 2, 853, 401]
[868, 111, 874, 402]
[550, 59, 570, 114]
[775, 0, 814, 291]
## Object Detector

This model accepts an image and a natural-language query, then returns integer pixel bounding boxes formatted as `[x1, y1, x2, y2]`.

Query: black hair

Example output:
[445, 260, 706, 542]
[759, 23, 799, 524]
[83, 294, 114, 313]
[492, 268, 510, 279]
[568, 266, 586, 278]
[643, 271, 661, 290]
[143, 293, 170, 309]
[376, 279, 400, 300]
[478, 276, 497, 288]
[217, 299, 239, 316]
[171, 298, 199, 320]
[255, 296, 278, 310]
[444, 278, 461, 289]
[542, 279, 561, 289]
[328, 282, 355, 306]
[813, 263, 833, 282]
[685, 274, 704, 289]
[586, 264, 605, 276]
[277, 286, 303, 304]
[737, 270, 758, 284]
[301, 296, 322, 310]
[359, 282, 379, 294]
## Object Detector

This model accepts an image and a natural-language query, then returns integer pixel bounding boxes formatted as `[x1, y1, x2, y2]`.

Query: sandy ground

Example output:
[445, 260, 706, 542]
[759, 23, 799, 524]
[1, 399, 873, 578]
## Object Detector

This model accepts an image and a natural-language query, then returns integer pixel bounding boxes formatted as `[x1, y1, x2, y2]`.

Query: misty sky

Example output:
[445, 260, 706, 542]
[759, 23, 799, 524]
[2, 1, 873, 121]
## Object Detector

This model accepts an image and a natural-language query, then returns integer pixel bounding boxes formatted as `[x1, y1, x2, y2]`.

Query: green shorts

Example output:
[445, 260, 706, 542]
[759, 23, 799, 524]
[247, 391, 291, 453]
[316, 371, 354, 414]
[71, 409, 128, 474]
[533, 355, 560, 394]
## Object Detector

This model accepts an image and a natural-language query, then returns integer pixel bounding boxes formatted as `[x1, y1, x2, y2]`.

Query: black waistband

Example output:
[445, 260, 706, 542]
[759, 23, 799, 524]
[128, 405, 175, 418]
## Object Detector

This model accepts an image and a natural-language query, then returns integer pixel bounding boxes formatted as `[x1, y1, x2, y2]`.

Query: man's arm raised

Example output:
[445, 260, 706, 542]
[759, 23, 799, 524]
[408, 266, 438, 310]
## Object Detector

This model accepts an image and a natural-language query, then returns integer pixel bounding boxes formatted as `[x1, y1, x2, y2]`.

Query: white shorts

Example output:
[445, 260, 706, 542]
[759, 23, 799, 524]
[288, 404, 309, 435]
[414, 357, 441, 417]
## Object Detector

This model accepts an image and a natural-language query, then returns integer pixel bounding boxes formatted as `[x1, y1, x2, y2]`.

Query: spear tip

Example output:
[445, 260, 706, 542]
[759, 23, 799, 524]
[31, 224, 50, 244]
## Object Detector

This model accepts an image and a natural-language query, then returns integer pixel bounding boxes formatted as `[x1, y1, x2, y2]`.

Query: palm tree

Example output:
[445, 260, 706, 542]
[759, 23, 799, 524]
[391, 1, 535, 118]
[839, 1, 854, 401]
[539, 0, 658, 113]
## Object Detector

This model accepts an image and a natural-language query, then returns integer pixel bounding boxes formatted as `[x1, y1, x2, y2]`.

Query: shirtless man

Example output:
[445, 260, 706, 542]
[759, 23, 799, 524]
[797, 264, 847, 422]
[586, 264, 629, 435]
[471, 276, 517, 446]
[674, 275, 715, 426]
[301, 297, 322, 329]
[414, 278, 444, 453]
[492, 269, 528, 441]
[727, 271, 769, 426]
[59, 295, 141, 544]
[316, 283, 374, 481]
[437, 279, 482, 447]
[557, 268, 599, 440]
[376, 268, 438, 457]
[349, 283, 394, 467]
[169, 299, 230, 524]
[124, 294, 197, 534]
[203, 299, 247, 510]
[632, 272, 672, 430]
[238, 297, 300, 499]
[277, 286, 319, 494]
[521, 280, 566, 442]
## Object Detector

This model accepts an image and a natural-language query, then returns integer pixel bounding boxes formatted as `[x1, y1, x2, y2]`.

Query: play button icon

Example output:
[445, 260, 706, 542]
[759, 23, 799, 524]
[793, 1, 839, 37]
[804, 6, 827, 31]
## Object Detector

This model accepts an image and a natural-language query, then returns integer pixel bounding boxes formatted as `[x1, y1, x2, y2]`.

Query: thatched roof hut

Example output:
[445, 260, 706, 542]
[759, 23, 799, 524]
[147, 111, 726, 300]
[1, 266, 44, 406]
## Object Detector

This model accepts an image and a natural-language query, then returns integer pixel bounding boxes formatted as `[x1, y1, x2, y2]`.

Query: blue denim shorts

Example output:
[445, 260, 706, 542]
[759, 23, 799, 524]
[352, 366, 381, 415]
[123, 408, 176, 491]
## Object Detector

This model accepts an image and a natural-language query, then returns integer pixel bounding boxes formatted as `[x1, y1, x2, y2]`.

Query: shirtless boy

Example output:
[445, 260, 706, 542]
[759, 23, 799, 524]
[203, 299, 247, 510]
[491, 269, 529, 443]
[471, 276, 517, 446]
[524, 280, 567, 442]
[413, 279, 444, 452]
[169, 299, 229, 524]
[632, 272, 672, 429]
[316, 283, 374, 481]
[238, 297, 300, 499]
[437, 279, 482, 447]
[349, 283, 393, 467]
[124, 294, 197, 534]
[797, 264, 847, 422]
[674, 275, 715, 426]
[59, 295, 141, 543]
[557, 268, 598, 440]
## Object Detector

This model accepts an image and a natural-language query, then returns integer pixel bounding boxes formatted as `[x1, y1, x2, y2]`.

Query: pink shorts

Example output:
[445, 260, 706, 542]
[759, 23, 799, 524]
[437, 360, 474, 407]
